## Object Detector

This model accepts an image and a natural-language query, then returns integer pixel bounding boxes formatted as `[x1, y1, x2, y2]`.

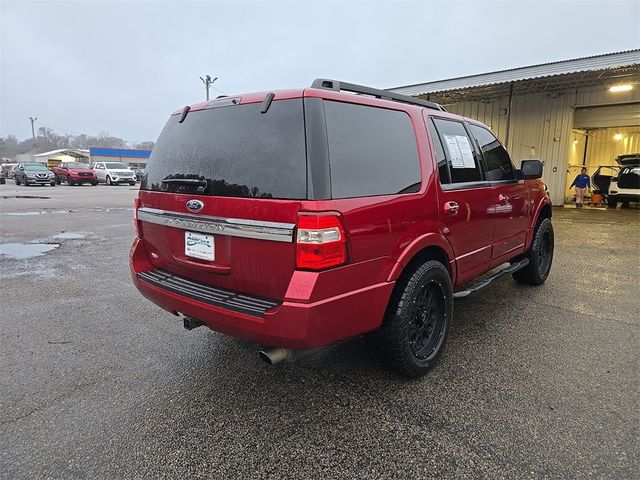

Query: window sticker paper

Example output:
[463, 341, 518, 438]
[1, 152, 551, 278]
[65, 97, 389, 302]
[443, 134, 464, 168]
[455, 135, 476, 169]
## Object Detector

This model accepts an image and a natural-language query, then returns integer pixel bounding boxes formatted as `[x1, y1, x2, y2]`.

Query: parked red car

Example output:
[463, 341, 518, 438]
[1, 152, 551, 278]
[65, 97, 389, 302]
[130, 79, 553, 376]
[52, 162, 98, 186]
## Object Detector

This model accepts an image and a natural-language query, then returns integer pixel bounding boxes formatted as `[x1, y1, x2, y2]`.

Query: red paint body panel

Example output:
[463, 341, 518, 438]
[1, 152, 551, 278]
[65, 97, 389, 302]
[131, 238, 394, 349]
[52, 166, 97, 182]
[131, 87, 551, 349]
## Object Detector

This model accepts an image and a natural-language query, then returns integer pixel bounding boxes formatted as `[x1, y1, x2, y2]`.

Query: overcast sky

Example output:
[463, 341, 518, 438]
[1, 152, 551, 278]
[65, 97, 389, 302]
[1, 0, 639, 144]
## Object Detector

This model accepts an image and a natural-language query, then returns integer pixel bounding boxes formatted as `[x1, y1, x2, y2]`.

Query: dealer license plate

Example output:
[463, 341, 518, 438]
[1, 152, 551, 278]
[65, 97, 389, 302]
[185, 231, 215, 261]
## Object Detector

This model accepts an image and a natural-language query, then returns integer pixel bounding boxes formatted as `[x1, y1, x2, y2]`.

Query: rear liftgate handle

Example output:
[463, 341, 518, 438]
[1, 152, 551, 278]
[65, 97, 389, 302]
[444, 201, 459, 216]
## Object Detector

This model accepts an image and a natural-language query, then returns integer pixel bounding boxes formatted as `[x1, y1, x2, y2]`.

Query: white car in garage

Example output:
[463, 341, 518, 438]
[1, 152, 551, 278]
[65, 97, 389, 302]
[91, 162, 137, 186]
[608, 154, 640, 208]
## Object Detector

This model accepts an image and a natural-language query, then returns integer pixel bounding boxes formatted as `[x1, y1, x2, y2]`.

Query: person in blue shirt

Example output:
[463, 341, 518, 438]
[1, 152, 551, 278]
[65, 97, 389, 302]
[569, 167, 591, 208]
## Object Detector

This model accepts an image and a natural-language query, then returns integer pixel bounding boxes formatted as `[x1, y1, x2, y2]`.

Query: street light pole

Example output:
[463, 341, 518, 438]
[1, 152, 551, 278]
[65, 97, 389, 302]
[199, 75, 218, 101]
[29, 116, 38, 147]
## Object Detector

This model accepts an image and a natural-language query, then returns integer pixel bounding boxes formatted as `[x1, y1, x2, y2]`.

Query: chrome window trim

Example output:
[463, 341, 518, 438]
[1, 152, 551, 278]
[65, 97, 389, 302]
[137, 207, 295, 243]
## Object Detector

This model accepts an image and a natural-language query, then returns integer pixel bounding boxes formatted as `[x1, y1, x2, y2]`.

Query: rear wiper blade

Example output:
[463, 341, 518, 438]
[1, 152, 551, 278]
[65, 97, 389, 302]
[161, 178, 207, 186]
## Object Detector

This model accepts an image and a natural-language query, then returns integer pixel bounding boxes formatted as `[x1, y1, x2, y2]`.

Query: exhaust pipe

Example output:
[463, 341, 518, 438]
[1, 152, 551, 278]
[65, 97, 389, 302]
[258, 347, 290, 365]
[183, 316, 204, 331]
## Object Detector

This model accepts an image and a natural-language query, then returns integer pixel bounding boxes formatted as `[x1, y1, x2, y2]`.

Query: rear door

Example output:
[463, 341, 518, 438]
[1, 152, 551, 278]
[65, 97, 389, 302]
[138, 98, 307, 301]
[428, 117, 494, 285]
[468, 124, 530, 267]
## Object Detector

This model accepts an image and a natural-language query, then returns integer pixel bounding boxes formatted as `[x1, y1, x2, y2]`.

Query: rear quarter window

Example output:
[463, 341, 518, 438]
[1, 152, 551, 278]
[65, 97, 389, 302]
[323, 101, 421, 198]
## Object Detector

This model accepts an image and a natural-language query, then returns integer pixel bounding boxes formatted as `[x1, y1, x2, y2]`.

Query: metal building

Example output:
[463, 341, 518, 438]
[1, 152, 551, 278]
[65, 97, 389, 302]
[17, 148, 90, 167]
[391, 50, 640, 205]
[89, 147, 152, 170]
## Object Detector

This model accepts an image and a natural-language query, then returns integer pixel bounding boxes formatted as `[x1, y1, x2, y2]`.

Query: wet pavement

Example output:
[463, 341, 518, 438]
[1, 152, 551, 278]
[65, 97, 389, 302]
[0, 184, 638, 479]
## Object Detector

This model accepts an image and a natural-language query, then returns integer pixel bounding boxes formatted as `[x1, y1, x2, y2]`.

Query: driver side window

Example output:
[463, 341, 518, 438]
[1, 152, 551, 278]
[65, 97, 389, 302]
[469, 124, 514, 182]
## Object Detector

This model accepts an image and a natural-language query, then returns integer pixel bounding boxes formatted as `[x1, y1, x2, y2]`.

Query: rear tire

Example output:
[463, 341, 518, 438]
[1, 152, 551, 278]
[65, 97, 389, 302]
[513, 217, 554, 286]
[367, 260, 453, 378]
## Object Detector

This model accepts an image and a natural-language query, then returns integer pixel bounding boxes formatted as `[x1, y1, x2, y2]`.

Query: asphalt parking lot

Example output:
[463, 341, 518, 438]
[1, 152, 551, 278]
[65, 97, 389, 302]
[0, 184, 638, 479]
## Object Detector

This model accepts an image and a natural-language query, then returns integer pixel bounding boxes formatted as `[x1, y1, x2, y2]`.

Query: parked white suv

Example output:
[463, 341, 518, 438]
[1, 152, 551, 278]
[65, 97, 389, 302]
[91, 162, 137, 185]
[608, 154, 640, 208]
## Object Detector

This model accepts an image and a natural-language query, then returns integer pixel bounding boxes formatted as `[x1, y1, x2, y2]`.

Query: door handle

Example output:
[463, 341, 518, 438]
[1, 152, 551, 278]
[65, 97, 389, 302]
[444, 201, 459, 215]
[498, 194, 510, 204]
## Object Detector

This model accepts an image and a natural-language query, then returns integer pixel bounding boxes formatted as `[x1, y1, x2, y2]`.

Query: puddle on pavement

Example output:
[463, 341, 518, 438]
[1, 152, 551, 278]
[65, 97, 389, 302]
[1, 195, 51, 199]
[52, 232, 86, 239]
[3, 211, 46, 216]
[2, 210, 73, 216]
[0, 243, 60, 259]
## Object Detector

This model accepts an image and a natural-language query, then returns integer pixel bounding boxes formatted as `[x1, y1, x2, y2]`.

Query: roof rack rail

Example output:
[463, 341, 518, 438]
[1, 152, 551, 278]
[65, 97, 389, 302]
[310, 78, 446, 112]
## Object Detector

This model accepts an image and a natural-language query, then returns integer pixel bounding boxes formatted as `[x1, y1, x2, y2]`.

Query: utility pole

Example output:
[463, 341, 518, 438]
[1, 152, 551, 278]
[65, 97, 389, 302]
[199, 75, 218, 101]
[29, 116, 38, 148]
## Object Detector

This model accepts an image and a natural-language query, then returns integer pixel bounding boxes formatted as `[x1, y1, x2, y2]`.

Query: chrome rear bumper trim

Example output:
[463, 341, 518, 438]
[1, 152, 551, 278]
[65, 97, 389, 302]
[137, 207, 295, 243]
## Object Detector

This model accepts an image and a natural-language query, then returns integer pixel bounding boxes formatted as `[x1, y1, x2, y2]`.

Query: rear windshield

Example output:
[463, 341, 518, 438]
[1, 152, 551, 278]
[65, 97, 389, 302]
[143, 99, 306, 199]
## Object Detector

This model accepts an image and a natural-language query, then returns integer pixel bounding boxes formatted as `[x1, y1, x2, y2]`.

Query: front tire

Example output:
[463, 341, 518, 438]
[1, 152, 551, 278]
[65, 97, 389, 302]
[513, 217, 554, 285]
[14, 178, 20, 186]
[106, 176, 113, 186]
[368, 260, 453, 378]
[608, 197, 617, 208]
[129, 181, 136, 186]
[91, 181, 98, 186]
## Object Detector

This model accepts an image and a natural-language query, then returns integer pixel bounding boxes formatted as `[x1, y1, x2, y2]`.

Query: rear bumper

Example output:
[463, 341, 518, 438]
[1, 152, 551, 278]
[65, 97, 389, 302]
[130, 238, 394, 349]
[609, 192, 640, 202]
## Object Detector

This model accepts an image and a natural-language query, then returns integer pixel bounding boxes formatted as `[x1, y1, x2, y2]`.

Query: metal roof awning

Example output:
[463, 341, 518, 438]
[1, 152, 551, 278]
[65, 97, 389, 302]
[33, 149, 90, 159]
[390, 50, 640, 103]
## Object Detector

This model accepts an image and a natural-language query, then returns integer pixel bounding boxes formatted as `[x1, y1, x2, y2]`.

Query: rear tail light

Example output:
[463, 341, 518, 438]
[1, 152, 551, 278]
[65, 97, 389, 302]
[296, 214, 347, 270]
[133, 197, 143, 238]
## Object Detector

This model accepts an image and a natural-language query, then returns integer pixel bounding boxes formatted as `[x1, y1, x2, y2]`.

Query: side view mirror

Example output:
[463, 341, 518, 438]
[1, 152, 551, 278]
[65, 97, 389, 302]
[520, 160, 543, 179]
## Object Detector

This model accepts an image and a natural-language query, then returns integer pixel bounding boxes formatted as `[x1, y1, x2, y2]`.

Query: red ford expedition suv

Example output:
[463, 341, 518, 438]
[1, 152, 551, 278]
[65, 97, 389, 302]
[131, 79, 553, 377]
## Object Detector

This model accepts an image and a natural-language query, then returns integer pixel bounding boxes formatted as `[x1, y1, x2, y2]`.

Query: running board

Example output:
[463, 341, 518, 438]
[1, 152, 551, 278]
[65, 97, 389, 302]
[453, 258, 529, 299]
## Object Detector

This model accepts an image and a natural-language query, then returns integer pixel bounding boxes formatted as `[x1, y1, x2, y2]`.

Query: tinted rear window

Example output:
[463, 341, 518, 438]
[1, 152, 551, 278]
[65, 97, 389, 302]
[143, 99, 306, 199]
[324, 101, 420, 198]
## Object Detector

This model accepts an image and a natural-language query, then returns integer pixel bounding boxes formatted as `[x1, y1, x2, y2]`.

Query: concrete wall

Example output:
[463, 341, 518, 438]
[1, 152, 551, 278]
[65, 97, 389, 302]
[443, 85, 640, 205]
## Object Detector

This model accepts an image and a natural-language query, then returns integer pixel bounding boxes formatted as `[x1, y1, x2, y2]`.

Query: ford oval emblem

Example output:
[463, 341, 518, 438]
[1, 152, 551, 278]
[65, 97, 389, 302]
[186, 199, 204, 213]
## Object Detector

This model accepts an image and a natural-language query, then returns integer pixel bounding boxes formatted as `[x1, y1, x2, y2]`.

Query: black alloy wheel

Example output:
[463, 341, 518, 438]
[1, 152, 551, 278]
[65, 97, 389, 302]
[513, 217, 554, 285]
[408, 281, 446, 361]
[366, 260, 453, 377]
